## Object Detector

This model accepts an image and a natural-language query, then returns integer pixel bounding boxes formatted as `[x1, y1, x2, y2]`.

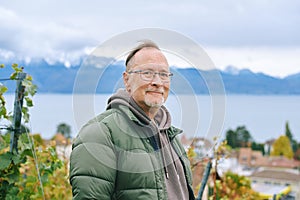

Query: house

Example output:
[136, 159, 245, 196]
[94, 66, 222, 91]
[238, 147, 268, 167]
[191, 137, 214, 159]
[250, 168, 300, 199]
[266, 156, 300, 169]
[264, 139, 275, 155]
[238, 147, 300, 169]
[237, 147, 300, 199]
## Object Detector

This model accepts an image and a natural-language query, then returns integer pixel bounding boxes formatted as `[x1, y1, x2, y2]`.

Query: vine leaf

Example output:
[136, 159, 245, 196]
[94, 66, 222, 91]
[25, 97, 33, 107]
[0, 153, 13, 170]
[0, 84, 8, 94]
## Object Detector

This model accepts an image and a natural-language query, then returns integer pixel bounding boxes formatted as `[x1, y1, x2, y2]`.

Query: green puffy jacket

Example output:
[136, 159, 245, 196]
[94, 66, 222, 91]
[70, 102, 194, 199]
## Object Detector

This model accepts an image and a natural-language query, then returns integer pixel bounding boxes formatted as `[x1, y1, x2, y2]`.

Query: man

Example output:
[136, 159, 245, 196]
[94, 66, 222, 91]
[70, 40, 195, 200]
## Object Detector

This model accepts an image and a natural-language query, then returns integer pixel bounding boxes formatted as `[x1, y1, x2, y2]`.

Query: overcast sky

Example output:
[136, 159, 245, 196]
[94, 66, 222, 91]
[1, 0, 300, 77]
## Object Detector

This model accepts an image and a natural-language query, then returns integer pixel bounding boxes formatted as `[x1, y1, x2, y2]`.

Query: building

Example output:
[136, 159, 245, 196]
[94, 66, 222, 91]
[238, 147, 300, 199]
[250, 168, 300, 199]
[238, 147, 268, 167]
[238, 147, 300, 169]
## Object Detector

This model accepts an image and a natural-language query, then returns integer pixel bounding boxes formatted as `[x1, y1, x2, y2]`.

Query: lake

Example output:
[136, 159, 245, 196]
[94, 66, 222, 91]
[2, 94, 300, 143]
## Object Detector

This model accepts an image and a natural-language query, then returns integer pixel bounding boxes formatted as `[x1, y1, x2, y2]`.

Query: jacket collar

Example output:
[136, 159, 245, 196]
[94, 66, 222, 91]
[107, 89, 183, 139]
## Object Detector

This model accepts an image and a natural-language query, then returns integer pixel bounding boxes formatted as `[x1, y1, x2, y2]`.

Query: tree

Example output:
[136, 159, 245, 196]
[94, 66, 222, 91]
[236, 126, 252, 147]
[271, 135, 294, 159]
[251, 142, 265, 155]
[285, 121, 297, 153]
[285, 121, 293, 141]
[226, 129, 237, 148]
[56, 123, 71, 138]
[225, 126, 253, 148]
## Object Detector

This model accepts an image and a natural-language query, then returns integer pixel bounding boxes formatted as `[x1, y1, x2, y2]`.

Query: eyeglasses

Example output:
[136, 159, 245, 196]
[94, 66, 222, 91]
[127, 70, 173, 82]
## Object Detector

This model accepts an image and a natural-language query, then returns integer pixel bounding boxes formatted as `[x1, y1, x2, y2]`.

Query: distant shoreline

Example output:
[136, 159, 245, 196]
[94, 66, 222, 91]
[2, 62, 300, 95]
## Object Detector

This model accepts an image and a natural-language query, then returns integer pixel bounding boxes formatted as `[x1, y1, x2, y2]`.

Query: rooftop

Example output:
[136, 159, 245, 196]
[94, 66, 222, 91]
[252, 183, 292, 198]
[252, 183, 290, 195]
[251, 169, 300, 182]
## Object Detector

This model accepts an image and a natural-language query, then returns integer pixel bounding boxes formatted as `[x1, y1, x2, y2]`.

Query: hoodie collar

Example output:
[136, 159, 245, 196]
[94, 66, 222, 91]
[106, 89, 171, 130]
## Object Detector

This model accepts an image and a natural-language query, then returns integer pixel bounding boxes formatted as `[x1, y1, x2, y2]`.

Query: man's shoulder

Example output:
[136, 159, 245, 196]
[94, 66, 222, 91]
[83, 106, 131, 127]
[91, 107, 121, 121]
[72, 108, 124, 146]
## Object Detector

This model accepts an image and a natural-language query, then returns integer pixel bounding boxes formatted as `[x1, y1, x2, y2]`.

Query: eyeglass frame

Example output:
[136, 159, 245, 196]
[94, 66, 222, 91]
[127, 69, 173, 82]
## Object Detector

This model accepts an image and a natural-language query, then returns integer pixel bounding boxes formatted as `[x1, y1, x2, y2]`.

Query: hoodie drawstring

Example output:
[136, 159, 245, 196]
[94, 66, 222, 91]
[157, 130, 169, 179]
[166, 133, 179, 179]
[155, 126, 179, 180]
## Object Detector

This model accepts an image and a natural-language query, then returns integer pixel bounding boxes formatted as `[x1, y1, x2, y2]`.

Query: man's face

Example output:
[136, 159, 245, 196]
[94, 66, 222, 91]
[123, 48, 170, 113]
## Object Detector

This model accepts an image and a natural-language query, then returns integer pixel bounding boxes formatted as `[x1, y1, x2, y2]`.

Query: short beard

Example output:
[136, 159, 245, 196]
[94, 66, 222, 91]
[145, 96, 165, 108]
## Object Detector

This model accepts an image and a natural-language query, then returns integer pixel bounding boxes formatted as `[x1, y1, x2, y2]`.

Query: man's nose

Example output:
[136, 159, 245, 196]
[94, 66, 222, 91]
[150, 73, 163, 85]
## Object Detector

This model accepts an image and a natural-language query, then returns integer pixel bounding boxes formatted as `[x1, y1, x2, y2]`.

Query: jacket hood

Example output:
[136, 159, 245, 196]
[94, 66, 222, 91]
[106, 89, 171, 129]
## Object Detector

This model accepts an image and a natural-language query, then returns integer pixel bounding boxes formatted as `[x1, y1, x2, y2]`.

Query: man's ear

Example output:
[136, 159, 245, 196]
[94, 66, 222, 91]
[123, 72, 130, 92]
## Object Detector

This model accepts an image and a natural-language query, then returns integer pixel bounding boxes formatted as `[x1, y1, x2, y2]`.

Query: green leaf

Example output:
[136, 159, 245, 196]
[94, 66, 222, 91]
[0, 153, 13, 170]
[0, 63, 5, 68]
[0, 106, 7, 118]
[22, 79, 37, 96]
[29, 84, 37, 96]
[0, 84, 8, 94]
[22, 106, 30, 123]
[26, 175, 37, 183]
[6, 193, 21, 200]
[2, 133, 11, 143]
[0, 137, 7, 150]
[0, 94, 6, 103]
[25, 97, 33, 107]
[11, 154, 22, 165]
[26, 74, 32, 81]
[49, 146, 56, 156]
[41, 173, 49, 185]
[21, 148, 33, 158]
[12, 63, 18, 68]
[19, 133, 30, 143]
[7, 166, 20, 184]
[11, 63, 23, 73]
[10, 72, 18, 80]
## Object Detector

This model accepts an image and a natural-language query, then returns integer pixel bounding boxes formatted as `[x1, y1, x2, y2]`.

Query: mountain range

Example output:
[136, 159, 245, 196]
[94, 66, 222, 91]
[1, 59, 300, 95]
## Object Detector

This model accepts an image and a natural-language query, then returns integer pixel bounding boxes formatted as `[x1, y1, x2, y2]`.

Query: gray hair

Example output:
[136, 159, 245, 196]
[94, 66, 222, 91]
[125, 40, 160, 70]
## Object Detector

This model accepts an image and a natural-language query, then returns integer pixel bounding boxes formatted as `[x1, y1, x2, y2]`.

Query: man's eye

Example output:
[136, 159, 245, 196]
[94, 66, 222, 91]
[160, 73, 168, 78]
[142, 71, 153, 75]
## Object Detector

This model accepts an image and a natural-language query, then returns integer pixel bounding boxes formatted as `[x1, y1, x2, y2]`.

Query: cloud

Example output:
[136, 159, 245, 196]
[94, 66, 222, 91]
[0, 7, 23, 51]
[206, 46, 300, 77]
[0, 5, 96, 66]
[2, 0, 300, 47]
[0, 0, 300, 74]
